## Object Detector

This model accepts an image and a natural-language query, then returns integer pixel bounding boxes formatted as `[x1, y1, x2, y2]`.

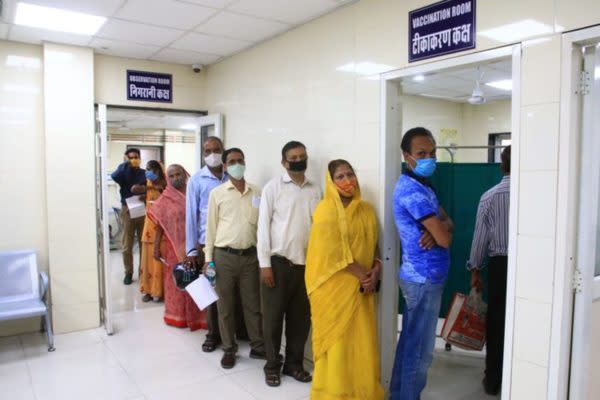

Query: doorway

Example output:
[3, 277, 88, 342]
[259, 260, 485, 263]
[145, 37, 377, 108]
[378, 45, 520, 399]
[95, 105, 222, 334]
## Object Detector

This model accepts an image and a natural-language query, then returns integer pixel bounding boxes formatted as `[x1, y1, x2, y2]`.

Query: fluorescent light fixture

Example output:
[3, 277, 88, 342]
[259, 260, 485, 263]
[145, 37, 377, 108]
[3, 84, 40, 94]
[412, 74, 425, 82]
[0, 106, 28, 114]
[14, 2, 106, 35]
[485, 79, 512, 91]
[336, 62, 397, 76]
[5, 55, 41, 69]
[420, 93, 455, 101]
[595, 66, 600, 80]
[180, 123, 197, 131]
[479, 19, 553, 43]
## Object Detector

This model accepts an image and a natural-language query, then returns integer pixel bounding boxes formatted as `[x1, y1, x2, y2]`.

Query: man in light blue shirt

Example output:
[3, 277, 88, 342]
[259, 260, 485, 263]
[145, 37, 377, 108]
[185, 136, 230, 352]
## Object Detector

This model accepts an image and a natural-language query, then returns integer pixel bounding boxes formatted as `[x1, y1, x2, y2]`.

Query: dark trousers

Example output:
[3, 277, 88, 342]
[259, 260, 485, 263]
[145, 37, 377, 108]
[198, 248, 247, 342]
[214, 248, 264, 353]
[486, 256, 508, 389]
[261, 256, 311, 374]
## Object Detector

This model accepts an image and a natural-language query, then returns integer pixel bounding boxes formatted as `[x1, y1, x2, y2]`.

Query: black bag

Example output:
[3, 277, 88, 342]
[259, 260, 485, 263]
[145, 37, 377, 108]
[172, 260, 200, 290]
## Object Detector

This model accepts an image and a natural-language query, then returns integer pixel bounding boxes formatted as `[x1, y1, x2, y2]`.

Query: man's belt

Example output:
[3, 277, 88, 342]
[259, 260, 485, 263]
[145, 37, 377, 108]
[272, 254, 305, 268]
[216, 246, 256, 256]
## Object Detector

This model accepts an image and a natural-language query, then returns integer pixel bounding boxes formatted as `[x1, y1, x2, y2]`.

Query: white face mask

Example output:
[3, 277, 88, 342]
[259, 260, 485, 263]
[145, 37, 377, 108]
[204, 153, 222, 168]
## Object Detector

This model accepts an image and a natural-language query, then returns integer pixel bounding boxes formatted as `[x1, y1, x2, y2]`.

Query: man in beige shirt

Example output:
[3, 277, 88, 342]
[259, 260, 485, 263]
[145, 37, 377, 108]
[204, 147, 265, 369]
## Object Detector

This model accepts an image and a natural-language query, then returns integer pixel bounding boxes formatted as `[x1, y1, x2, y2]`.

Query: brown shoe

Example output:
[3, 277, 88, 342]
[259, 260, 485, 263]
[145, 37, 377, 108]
[221, 351, 236, 369]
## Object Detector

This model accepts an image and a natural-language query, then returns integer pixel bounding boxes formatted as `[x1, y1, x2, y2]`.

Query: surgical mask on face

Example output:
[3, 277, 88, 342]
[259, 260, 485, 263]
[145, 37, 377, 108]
[145, 170, 158, 181]
[409, 156, 437, 177]
[129, 158, 141, 168]
[227, 164, 246, 180]
[171, 177, 186, 189]
[335, 179, 357, 197]
[287, 159, 307, 172]
[204, 153, 223, 168]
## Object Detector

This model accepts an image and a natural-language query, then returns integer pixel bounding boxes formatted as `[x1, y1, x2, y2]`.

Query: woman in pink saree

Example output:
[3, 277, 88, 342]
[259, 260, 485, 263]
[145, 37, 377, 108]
[149, 164, 207, 331]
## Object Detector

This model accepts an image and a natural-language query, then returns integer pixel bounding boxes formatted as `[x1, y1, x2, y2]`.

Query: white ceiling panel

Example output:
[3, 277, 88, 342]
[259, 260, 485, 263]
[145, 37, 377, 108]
[228, 0, 340, 24]
[12, 0, 125, 16]
[177, 0, 236, 8]
[8, 25, 91, 46]
[0, 23, 9, 39]
[115, 0, 217, 30]
[150, 48, 220, 65]
[170, 32, 251, 55]
[97, 19, 184, 47]
[90, 38, 161, 59]
[196, 12, 290, 42]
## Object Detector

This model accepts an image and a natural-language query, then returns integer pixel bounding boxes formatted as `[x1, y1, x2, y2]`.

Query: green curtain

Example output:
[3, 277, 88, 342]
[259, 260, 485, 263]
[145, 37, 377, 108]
[398, 162, 503, 317]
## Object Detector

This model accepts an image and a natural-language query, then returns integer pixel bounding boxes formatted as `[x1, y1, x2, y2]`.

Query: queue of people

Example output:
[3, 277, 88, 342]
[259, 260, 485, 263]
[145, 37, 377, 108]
[111, 128, 511, 399]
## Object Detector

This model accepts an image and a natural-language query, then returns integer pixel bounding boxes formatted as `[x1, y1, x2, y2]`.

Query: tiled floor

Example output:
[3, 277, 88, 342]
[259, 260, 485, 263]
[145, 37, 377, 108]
[0, 249, 498, 399]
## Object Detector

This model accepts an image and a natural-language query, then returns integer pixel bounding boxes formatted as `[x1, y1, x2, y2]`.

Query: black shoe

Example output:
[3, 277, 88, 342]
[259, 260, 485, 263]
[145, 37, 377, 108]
[221, 351, 236, 369]
[141, 294, 152, 302]
[249, 349, 266, 360]
[123, 273, 133, 285]
[483, 378, 500, 395]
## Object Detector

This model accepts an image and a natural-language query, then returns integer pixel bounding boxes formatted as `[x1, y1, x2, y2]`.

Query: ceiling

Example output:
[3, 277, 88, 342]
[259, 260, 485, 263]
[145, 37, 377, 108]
[400, 58, 512, 103]
[107, 107, 203, 130]
[0, 0, 355, 66]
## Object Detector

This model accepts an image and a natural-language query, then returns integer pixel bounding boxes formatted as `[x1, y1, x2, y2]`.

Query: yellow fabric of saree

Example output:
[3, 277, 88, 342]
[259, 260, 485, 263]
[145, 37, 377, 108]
[306, 172, 384, 400]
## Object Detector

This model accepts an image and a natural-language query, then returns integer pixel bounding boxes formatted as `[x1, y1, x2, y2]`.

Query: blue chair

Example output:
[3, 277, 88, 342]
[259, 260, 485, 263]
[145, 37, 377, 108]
[0, 250, 54, 351]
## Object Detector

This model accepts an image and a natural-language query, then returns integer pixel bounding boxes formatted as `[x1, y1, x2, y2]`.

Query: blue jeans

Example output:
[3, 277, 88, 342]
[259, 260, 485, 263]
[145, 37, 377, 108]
[390, 279, 444, 400]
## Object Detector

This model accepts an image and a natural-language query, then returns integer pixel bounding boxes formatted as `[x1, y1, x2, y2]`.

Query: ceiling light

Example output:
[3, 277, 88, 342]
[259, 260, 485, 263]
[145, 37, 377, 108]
[3, 84, 39, 94]
[485, 79, 512, 91]
[412, 74, 425, 82]
[14, 2, 106, 35]
[336, 62, 397, 77]
[479, 19, 553, 43]
[5, 55, 41, 69]
[595, 66, 600, 80]
[180, 123, 197, 131]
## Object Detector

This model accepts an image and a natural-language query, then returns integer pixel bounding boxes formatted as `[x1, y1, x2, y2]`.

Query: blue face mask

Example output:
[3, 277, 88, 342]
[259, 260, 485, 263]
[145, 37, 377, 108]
[227, 163, 246, 180]
[411, 157, 437, 177]
[145, 170, 158, 182]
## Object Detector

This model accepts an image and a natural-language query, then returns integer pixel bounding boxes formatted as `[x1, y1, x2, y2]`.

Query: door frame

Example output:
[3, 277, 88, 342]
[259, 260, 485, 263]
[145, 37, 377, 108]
[378, 44, 521, 397]
[559, 25, 600, 400]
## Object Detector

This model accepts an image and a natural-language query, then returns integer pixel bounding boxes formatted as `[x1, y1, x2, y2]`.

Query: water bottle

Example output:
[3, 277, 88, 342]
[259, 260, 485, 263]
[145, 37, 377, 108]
[206, 262, 216, 286]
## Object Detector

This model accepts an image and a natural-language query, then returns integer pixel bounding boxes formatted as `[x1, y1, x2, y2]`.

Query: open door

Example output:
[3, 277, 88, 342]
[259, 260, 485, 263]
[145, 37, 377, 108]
[95, 104, 113, 335]
[570, 42, 600, 400]
[194, 113, 223, 172]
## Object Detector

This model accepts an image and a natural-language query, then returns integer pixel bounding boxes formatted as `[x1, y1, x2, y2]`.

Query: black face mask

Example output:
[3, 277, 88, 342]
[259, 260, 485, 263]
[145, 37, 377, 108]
[287, 159, 307, 172]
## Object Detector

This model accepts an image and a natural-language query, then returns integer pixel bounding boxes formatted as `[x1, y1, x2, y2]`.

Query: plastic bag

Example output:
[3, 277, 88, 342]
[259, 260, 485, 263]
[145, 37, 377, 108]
[441, 289, 487, 351]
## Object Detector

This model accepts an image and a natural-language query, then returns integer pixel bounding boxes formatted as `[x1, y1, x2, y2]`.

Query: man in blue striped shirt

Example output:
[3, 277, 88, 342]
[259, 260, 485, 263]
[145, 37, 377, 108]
[467, 145, 511, 396]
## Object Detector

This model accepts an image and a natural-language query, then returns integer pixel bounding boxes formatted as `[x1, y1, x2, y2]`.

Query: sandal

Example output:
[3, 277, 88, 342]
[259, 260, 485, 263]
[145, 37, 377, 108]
[265, 373, 281, 387]
[202, 337, 221, 352]
[282, 369, 312, 383]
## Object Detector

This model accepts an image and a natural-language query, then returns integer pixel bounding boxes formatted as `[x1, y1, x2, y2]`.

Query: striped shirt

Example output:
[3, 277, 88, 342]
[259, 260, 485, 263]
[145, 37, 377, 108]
[467, 176, 510, 270]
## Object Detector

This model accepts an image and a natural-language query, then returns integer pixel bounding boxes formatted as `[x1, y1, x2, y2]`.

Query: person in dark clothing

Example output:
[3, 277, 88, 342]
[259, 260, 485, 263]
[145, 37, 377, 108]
[111, 148, 147, 285]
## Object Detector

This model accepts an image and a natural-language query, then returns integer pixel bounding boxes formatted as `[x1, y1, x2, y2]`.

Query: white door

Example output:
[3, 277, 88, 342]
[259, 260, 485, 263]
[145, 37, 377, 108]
[570, 42, 600, 400]
[194, 113, 223, 173]
[95, 104, 113, 335]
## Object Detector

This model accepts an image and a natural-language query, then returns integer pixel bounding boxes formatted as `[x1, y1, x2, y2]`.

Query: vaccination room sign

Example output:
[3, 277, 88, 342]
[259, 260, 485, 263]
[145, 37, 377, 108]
[127, 70, 173, 103]
[409, 0, 476, 62]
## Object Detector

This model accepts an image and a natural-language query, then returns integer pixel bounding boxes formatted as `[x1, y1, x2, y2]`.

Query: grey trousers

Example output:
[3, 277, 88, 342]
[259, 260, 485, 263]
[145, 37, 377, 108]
[261, 256, 310, 374]
[214, 248, 264, 353]
[120, 206, 144, 275]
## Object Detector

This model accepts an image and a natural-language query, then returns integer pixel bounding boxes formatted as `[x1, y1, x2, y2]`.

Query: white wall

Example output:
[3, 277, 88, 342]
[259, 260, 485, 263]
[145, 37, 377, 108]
[589, 299, 600, 399]
[43, 43, 98, 334]
[461, 100, 512, 162]
[0, 41, 47, 336]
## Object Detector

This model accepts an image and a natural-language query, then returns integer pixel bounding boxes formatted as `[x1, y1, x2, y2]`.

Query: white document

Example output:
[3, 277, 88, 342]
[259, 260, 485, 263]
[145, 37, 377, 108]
[125, 195, 146, 219]
[186, 275, 219, 310]
[252, 195, 261, 209]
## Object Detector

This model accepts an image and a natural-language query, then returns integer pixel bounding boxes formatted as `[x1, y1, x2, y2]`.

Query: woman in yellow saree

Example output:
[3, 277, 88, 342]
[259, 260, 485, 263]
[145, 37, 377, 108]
[306, 159, 384, 400]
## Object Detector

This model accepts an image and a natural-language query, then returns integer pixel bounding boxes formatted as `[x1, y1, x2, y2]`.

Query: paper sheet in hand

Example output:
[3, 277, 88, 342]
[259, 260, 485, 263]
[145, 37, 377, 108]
[125, 195, 146, 218]
[185, 275, 219, 310]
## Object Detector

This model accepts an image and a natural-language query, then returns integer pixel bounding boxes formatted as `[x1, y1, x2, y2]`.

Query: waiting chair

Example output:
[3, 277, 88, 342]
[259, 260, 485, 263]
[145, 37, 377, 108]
[0, 250, 54, 351]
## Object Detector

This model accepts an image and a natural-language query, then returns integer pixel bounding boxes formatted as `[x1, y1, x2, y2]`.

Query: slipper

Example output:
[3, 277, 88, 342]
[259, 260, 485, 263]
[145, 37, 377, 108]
[202, 337, 220, 352]
[282, 369, 312, 383]
[265, 373, 281, 387]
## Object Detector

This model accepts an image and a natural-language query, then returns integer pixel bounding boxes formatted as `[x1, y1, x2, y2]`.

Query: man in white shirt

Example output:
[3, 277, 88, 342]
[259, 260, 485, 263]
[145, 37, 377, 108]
[257, 141, 322, 387]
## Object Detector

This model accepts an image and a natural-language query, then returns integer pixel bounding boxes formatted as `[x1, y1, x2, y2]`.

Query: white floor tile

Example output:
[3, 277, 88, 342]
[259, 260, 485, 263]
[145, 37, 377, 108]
[229, 366, 311, 400]
[0, 335, 25, 363]
[145, 374, 257, 400]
